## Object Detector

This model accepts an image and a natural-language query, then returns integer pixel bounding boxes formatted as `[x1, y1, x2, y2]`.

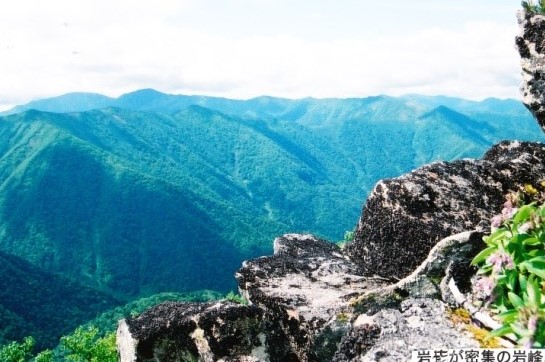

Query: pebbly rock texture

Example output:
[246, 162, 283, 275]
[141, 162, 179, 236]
[117, 301, 271, 362]
[236, 234, 389, 361]
[346, 141, 545, 280]
[353, 298, 478, 362]
[116, 142, 545, 361]
[516, 10, 545, 129]
[118, 231, 482, 361]
[117, 216, 498, 360]
[116, 234, 391, 362]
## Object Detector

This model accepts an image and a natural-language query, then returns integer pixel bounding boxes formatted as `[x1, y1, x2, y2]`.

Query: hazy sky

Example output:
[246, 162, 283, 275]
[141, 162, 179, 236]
[0, 0, 526, 110]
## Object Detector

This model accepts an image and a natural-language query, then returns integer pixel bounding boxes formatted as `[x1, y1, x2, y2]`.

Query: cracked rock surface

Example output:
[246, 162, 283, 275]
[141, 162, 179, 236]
[516, 10, 545, 130]
[117, 142, 545, 361]
[346, 141, 545, 280]
[117, 301, 269, 362]
[236, 234, 388, 361]
[357, 298, 478, 362]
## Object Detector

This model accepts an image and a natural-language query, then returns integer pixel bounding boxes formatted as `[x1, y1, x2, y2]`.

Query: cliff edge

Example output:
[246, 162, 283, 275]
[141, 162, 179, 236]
[116, 10, 545, 361]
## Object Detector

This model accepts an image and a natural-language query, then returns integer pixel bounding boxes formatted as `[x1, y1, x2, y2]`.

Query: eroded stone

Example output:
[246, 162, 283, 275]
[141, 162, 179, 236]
[346, 141, 545, 280]
[516, 10, 545, 130]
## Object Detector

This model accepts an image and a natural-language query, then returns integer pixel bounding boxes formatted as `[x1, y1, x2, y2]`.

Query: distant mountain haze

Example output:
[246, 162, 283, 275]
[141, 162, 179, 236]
[0, 90, 542, 302]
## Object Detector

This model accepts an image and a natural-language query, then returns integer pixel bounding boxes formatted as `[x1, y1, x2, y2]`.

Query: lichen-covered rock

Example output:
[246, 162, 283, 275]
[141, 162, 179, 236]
[236, 234, 389, 361]
[350, 231, 482, 315]
[516, 10, 545, 129]
[356, 298, 479, 362]
[117, 233, 492, 361]
[331, 324, 381, 362]
[346, 141, 545, 280]
[117, 301, 271, 362]
[117, 141, 545, 361]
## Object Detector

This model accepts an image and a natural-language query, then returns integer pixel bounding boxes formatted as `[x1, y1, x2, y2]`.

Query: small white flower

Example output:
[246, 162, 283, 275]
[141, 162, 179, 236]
[518, 222, 533, 234]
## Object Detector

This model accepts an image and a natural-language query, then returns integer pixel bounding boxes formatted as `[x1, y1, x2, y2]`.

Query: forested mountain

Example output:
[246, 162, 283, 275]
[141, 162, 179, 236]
[0, 90, 543, 348]
[0, 251, 120, 350]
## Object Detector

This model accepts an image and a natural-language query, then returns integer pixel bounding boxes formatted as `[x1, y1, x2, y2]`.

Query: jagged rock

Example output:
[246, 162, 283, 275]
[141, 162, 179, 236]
[116, 234, 391, 362]
[117, 301, 271, 362]
[346, 141, 545, 280]
[350, 231, 482, 314]
[331, 324, 381, 362]
[356, 298, 479, 362]
[117, 141, 545, 361]
[236, 234, 389, 361]
[117, 234, 489, 361]
[516, 10, 545, 130]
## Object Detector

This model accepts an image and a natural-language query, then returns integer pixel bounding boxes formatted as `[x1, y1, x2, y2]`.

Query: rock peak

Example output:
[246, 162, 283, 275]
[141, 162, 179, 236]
[516, 10, 545, 131]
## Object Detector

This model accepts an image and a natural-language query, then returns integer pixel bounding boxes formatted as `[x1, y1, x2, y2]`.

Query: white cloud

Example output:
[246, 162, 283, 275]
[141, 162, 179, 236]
[0, 0, 525, 110]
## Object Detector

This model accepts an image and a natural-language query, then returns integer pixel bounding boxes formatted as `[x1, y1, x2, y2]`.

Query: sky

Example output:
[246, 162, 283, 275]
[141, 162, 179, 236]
[0, 0, 527, 110]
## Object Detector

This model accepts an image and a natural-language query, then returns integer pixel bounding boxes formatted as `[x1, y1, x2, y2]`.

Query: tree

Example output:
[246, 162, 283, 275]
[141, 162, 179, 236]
[0, 337, 35, 362]
[60, 326, 117, 362]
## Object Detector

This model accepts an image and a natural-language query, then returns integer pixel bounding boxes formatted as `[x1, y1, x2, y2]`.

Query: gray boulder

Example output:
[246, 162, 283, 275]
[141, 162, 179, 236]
[346, 141, 545, 279]
[236, 233, 390, 361]
[349, 298, 478, 362]
[117, 301, 271, 362]
[516, 10, 545, 130]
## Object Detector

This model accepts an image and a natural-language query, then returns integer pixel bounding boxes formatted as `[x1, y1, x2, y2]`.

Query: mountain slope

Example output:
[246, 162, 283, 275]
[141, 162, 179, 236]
[0, 107, 364, 299]
[0, 251, 120, 350]
[0, 91, 543, 299]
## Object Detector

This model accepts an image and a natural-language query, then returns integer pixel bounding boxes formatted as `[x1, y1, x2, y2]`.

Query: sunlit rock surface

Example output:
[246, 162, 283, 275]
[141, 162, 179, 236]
[346, 141, 545, 279]
[516, 10, 545, 131]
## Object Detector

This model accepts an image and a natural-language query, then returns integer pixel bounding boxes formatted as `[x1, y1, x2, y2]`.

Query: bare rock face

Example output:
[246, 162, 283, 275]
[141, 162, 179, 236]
[117, 232, 479, 361]
[352, 298, 478, 362]
[116, 234, 391, 362]
[516, 10, 545, 129]
[346, 141, 545, 280]
[236, 234, 389, 361]
[117, 301, 270, 362]
[331, 298, 479, 362]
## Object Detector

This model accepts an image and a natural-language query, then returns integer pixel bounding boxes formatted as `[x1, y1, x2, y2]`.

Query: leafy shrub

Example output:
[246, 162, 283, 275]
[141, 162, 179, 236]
[0, 337, 35, 362]
[34, 350, 53, 362]
[344, 231, 355, 242]
[471, 185, 545, 347]
[224, 291, 248, 305]
[59, 326, 117, 362]
[522, 0, 545, 14]
[336, 230, 355, 248]
[0, 337, 53, 362]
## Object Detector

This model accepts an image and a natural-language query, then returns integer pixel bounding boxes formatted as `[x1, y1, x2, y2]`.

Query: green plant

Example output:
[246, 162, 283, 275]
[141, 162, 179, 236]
[0, 337, 35, 362]
[343, 230, 355, 242]
[336, 230, 355, 248]
[60, 326, 117, 362]
[336, 311, 350, 323]
[471, 186, 545, 348]
[34, 350, 53, 362]
[224, 291, 248, 305]
[522, 0, 545, 14]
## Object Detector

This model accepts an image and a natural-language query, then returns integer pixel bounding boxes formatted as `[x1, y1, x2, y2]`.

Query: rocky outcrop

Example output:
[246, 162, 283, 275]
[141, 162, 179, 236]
[346, 141, 545, 280]
[347, 298, 479, 362]
[236, 234, 389, 361]
[516, 10, 545, 129]
[117, 11, 545, 360]
[118, 230, 483, 361]
[117, 141, 545, 361]
[117, 301, 270, 361]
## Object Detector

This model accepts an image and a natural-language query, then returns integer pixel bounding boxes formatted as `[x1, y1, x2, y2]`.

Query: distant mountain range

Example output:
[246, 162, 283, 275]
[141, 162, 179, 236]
[0, 89, 543, 347]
